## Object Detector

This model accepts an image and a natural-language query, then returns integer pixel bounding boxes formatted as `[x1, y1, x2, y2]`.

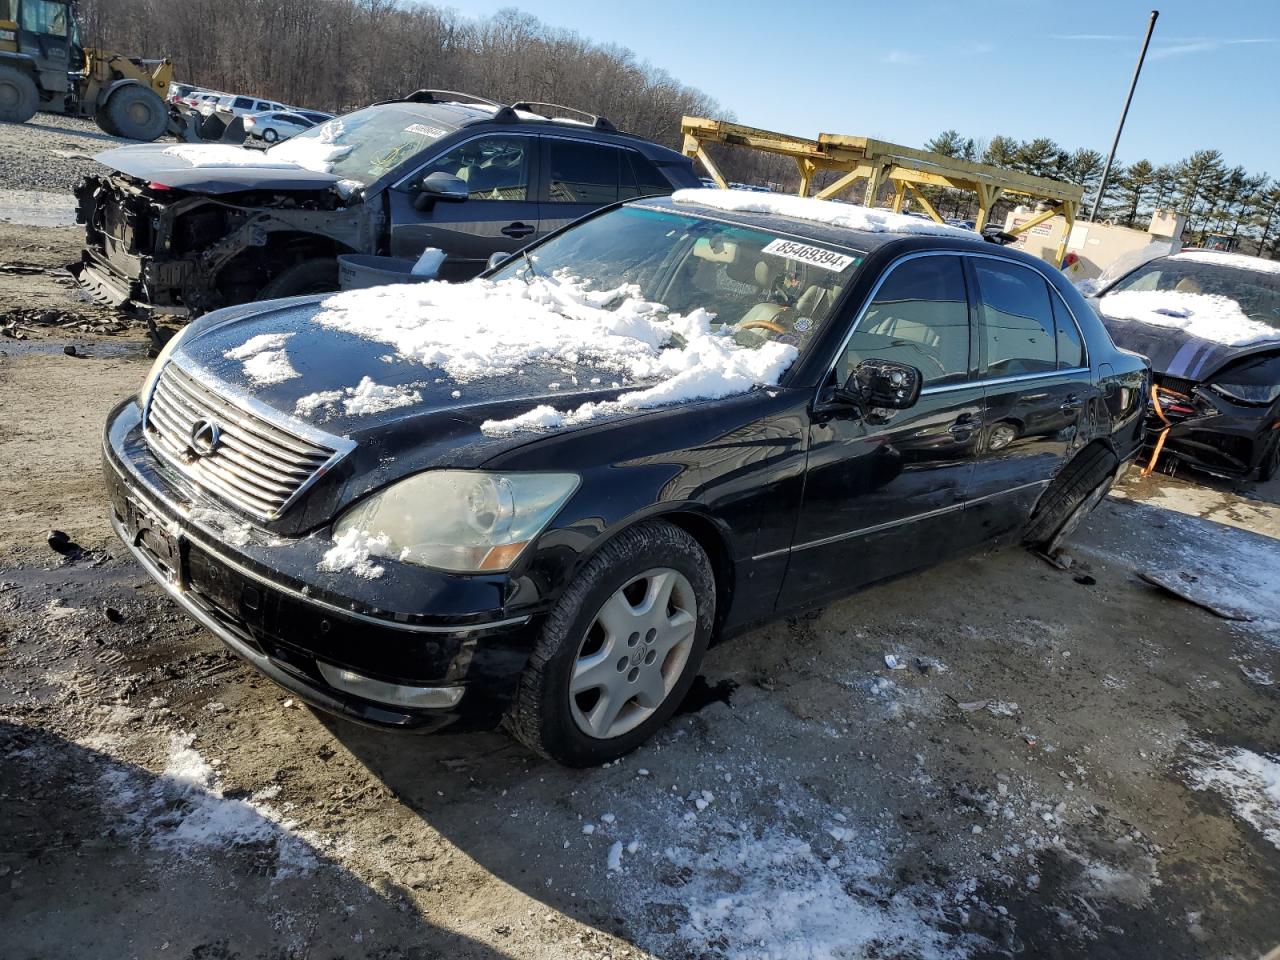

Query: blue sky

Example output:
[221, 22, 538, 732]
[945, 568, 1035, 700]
[445, 0, 1278, 174]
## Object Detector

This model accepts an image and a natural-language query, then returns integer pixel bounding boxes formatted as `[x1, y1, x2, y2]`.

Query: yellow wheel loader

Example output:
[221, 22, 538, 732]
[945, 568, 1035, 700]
[0, 0, 185, 140]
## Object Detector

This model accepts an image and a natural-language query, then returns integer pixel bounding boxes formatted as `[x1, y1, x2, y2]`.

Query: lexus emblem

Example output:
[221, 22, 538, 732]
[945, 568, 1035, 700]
[188, 418, 222, 457]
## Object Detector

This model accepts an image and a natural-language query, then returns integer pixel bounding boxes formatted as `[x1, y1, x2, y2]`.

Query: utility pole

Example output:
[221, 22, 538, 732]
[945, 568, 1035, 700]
[1090, 10, 1159, 221]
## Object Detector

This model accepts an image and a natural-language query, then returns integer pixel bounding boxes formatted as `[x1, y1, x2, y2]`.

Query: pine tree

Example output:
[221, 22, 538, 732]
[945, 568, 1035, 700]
[1117, 159, 1155, 226]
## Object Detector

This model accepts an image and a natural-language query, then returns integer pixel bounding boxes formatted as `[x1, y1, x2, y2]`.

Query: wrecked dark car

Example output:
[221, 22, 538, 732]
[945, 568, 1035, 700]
[73, 91, 699, 315]
[103, 190, 1148, 766]
[1089, 249, 1280, 480]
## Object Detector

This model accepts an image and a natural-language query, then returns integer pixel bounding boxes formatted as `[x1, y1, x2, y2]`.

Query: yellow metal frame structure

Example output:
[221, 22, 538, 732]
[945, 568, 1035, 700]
[682, 116, 1084, 266]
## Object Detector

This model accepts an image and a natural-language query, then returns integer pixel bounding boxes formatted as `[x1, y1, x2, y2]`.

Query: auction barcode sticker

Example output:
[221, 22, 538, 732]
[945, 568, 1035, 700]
[761, 238, 857, 272]
[405, 123, 448, 139]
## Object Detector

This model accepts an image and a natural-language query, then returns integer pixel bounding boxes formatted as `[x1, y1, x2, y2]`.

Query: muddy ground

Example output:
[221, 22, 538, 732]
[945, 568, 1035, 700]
[2, 190, 1279, 960]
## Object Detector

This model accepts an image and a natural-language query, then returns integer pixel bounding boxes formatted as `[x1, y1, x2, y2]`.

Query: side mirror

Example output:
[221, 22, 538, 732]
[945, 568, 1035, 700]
[485, 251, 511, 272]
[848, 358, 922, 410]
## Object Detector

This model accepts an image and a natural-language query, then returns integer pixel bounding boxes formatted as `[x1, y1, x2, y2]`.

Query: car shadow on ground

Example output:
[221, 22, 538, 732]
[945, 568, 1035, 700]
[23, 117, 128, 145]
[0, 720, 519, 960]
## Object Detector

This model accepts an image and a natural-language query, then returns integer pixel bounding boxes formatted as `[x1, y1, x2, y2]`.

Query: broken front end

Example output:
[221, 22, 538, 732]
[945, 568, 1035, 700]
[71, 173, 377, 316]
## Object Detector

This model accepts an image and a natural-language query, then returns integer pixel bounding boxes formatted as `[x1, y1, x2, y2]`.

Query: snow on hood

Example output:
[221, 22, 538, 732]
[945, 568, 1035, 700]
[266, 117, 355, 175]
[671, 188, 975, 239]
[1097, 290, 1277, 347]
[161, 144, 301, 169]
[309, 274, 798, 435]
[1173, 250, 1280, 276]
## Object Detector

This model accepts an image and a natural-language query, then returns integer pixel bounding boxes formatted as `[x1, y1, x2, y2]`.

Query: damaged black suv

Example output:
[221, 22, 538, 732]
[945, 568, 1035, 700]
[72, 91, 699, 315]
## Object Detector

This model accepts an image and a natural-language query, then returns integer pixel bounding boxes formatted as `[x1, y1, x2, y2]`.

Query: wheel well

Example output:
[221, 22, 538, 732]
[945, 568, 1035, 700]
[658, 511, 735, 641]
[215, 233, 351, 303]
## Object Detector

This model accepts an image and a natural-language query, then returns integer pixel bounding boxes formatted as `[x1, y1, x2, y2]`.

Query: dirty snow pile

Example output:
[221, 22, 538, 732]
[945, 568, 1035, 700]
[1173, 249, 1280, 275]
[1097, 290, 1277, 346]
[99, 732, 317, 875]
[317, 527, 392, 579]
[671, 188, 975, 238]
[224, 332, 299, 385]
[1187, 742, 1280, 850]
[295, 376, 422, 418]
[268, 117, 355, 175]
[310, 274, 797, 435]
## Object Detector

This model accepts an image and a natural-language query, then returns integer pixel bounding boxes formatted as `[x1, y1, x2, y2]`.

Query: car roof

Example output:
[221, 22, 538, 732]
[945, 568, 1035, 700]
[633, 191, 999, 255]
[372, 97, 690, 164]
[1162, 249, 1280, 277]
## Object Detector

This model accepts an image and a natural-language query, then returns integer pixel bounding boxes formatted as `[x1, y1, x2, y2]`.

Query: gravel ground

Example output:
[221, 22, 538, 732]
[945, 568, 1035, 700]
[0, 115, 130, 191]
[2, 215, 1280, 959]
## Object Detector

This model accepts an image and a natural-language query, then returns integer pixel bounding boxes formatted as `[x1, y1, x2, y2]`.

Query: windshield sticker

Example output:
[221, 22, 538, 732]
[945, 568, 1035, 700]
[405, 123, 447, 139]
[761, 238, 856, 272]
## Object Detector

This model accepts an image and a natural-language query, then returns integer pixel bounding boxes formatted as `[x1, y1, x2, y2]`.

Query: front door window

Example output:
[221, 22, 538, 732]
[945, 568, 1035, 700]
[418, 136, 531, 201]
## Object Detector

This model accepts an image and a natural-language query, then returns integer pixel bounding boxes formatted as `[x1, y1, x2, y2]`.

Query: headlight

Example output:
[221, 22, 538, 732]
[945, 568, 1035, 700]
[139, 325, 193, 405]
[332, 471, 580, 573]
[1210, 381, 1280, 406]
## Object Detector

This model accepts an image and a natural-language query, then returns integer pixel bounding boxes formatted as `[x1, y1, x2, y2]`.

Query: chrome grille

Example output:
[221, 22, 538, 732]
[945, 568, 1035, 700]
[144, 363, 348, 521]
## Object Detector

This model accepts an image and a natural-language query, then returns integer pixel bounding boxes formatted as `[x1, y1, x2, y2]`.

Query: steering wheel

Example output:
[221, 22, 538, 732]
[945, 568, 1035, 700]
[738, 320, 787, 334]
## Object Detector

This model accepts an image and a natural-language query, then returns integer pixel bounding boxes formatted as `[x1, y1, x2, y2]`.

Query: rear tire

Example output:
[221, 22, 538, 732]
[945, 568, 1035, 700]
[0, 65, 39, 124]
[1023, 444, 1119, 554]
[263, 127, 278, 142]
[103, 86, 168, 141]
[506, 521, 716, 767]
[256, 258, 339, 300]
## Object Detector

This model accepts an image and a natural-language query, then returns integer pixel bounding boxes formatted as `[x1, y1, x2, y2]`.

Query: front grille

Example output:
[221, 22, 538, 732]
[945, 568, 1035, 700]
[144, 363, 347, 521]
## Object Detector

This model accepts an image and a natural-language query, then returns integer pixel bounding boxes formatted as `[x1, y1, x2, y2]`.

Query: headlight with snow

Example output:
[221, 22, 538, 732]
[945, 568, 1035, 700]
[139, 324, 193, 406]
[332, 471, 580, 574]
[1210, 381, 1280, 406]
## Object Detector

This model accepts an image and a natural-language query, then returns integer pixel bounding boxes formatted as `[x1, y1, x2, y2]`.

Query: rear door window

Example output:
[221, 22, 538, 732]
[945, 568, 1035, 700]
[971, 259, 1057, 376]
[546, 139, 620, 204]
[840, 255, 971, 387]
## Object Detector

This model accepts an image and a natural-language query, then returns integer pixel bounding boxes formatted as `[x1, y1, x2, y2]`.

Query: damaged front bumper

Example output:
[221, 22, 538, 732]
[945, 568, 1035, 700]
[102, 399, 538, 732]
[1143, 377, 1278, 478]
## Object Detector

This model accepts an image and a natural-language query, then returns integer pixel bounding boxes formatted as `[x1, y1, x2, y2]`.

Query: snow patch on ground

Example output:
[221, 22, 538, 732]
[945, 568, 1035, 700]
[224, 332, 299, 385]
[294, 376, 421, 418]
[1173, 249, 1280, 275]
[162, 144, 299, 169]
[1097, 290, 1277, 346]
[99, 733, 317, 876]
[310, 273, 795, 436]
[671, 188, 976, 238]
[317, 528, 391, 579]
[1186, 742, 1280, 850]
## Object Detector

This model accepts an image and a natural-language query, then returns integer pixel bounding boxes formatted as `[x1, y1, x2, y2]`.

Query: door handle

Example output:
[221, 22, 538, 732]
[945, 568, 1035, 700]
[1061, 395, 1084, 413]
[501, 222, 536, 239]
[949, 415, 982, 439]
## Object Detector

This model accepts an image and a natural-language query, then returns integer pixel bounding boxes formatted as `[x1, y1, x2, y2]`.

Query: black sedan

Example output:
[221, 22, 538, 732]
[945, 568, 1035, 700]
[1089, 249, 1280, 480]
[103, 191, 1148, 765]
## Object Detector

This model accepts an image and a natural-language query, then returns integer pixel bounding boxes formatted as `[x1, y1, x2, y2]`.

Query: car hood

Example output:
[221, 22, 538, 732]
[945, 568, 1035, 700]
[93, 144, 343, 194]
[1091, 297, 1280, 382]
[171, 295, 649, 469]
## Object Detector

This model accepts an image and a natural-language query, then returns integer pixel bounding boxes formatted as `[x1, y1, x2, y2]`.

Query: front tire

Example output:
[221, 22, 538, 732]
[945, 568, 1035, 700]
[103, 86, 168, 141]
[1024, 443, 1119, 554]
[507, 521, 716, 766]
[0, 65, 39, 124]
[1257, 432, 1280, 482]
[256, 258, 339, 300]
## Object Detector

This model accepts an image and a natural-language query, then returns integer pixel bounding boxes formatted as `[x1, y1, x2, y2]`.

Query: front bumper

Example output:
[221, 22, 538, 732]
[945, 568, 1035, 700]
[103, 399, 538, 732]
[1146, 379, 1278, 478]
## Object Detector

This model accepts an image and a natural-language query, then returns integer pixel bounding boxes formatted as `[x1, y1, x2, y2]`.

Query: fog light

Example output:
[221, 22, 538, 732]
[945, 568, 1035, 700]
[317, 662, 464, 709]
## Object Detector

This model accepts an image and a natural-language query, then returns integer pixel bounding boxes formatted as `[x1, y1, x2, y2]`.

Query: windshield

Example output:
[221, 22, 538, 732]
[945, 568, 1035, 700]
[1110, 257, 1280, 330]
[267, 104, 452, 186]
[489, 206, 864, 354]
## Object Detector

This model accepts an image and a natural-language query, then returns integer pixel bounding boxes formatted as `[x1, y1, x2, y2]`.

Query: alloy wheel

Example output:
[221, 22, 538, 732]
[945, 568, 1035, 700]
[569, 568, 697, 739]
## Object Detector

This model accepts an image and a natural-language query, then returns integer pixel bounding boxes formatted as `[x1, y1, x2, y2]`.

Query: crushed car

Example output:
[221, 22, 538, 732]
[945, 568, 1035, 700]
[103, 189, 1148, 765]
[1089, 249, 1280, 480]
[71, 90, 701, 316]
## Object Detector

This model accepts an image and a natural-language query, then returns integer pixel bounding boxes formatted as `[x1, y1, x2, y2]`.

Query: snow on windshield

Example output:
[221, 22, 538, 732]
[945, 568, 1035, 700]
[1172, 250, 1280, 276]
[162, 144, 300, 169]
[672, 188, 975, 239]
[1097, 290, 1278, 346]
[309, 274, 798, 433]
[268, 117, 355, 175]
